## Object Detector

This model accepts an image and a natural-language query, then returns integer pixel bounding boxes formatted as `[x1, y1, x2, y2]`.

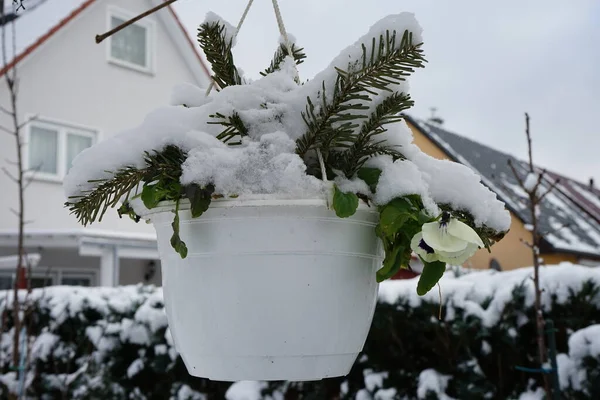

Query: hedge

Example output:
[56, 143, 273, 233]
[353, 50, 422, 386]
[0, 263, 599, 399]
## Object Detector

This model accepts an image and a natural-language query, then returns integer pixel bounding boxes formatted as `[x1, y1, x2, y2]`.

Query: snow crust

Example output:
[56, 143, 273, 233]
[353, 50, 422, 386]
[64, 12, 508, 233]
[417, 369, 454, 399]
[225, 381, 266, 400]
[379, 263, 600, 328]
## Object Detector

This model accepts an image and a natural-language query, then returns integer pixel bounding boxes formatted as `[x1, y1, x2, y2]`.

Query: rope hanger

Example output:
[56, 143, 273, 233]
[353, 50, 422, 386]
[205, 0, 328, 186]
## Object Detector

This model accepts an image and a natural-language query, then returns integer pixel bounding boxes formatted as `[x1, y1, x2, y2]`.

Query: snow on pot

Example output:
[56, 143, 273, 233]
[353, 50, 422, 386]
[145, 197, 380, 380]
[63, 11, 510, 381]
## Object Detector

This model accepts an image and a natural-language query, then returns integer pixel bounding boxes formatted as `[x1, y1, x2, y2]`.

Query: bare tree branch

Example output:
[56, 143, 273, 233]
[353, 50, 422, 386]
[17, 114, 38, 130]
[507, 159, 525, 187]
[510, 112, 553, 398]
[0, 103, 15, 116]
[525, 112, 534, 173]
[538, 178, 560, 202]
[95, 0, 179, 43]
[0, 124, 13, 134]
[1, 166, 17, 182]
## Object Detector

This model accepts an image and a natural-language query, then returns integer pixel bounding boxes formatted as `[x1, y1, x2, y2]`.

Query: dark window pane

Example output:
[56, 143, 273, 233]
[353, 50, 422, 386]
[0, 276, 12, 290]
[110, 16, 147, 67]
[30, 276, 53, 288]
[61, 277, 91, 287]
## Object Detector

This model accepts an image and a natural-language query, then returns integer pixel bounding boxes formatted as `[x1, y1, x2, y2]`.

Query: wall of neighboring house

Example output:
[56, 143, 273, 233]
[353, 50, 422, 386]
[407, 120, 577, 271]
[0, 0, 208, 287]
[0, 246, 162, 287]
[0, 0, 204, 234]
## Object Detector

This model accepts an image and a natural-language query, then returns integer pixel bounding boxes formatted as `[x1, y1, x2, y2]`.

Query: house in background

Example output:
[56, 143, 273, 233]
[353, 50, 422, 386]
[405, 115, 600, 271]
[0, 0, 210, 288]
[0, 2, 596, 289]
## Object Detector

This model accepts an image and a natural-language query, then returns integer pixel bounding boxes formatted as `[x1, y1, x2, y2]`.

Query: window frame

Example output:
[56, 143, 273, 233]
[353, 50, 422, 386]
[106, 6, 156, 74]
[59, 271, 96, 287]
[25, 116, 99, 183]
[0, 271, 57, 289]
[0, 269, 98, 288]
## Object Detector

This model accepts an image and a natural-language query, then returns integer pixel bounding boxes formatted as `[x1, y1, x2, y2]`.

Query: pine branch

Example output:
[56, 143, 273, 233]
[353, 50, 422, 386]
[209, 112, 249, 145]
[65, 146, 186, 226]
[260, 42, 306, 76]
[333, 92, 414, 177]
[197, 21, 241, 88]
[295, 29, 425, 167]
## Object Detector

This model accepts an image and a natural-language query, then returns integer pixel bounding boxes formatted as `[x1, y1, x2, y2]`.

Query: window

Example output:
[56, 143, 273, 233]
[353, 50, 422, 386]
[107, 7, 154, 72]
[0, 271, 95, 288]
[0, 276, 12, 290]
[489, 258, 502, 271]
[61, 275, 92, 287]
[0, 273, 55, 289]
[26, 120, 97, 181]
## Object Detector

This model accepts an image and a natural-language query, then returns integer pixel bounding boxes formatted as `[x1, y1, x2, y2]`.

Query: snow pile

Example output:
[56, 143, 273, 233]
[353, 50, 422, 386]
[63, 11, 509, 234]
[225, 381, 267, 400]
[0, 263, 599, 398]
[556, 324, 600, 394]
[417, 369, 454, 400]
[379, 262, 600, 328]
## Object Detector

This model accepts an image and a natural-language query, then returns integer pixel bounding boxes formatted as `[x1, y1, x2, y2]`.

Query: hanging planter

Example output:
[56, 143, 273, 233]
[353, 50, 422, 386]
[64, 8, 510, 381]
[146, 197, 380, 380]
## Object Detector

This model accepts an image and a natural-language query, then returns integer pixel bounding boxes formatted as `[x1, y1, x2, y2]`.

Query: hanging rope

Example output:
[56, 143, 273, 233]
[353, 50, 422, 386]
[270, 0, 328, 186]
[270, 0, 294, 68]
[205, 0, 329, 189]
[205, 0, 256, 96]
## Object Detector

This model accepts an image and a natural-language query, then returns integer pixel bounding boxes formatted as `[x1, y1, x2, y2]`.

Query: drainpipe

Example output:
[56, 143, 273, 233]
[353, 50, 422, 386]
[100, 245, 120, 287]
[112, 245, 120, 286]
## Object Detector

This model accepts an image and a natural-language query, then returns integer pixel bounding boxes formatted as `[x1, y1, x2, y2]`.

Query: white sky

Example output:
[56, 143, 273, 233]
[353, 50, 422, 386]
[173, 0, 600, 186]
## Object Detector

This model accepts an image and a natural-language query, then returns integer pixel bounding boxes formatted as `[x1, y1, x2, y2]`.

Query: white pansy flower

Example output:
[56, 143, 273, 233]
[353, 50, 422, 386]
[411, 212, 484, 265]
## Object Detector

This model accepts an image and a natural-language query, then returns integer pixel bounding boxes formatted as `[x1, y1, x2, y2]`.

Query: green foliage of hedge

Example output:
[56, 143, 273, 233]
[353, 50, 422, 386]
[0, 265, 599, 399]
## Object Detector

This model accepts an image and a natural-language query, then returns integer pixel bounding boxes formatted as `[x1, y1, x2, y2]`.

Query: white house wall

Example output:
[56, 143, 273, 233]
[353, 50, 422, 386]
[0, 0, 206, 233]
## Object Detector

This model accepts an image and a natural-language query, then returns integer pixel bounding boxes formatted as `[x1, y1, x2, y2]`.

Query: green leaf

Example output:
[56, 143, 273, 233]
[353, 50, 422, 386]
[357, 167, 381, 192]
[417, 261, 446, 296]
[170, 233, 188, 259]
[185, 184, 214, 218]
[141, 184, 162, 209]
[332, 185, 359, 218]
[376, 245, 406, 282]
[170, 202, 188, 259]
[379, 198, 416, 237]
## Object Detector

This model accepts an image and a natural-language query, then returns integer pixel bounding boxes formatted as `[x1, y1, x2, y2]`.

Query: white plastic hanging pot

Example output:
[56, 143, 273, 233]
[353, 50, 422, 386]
[145, 196, 381, 381]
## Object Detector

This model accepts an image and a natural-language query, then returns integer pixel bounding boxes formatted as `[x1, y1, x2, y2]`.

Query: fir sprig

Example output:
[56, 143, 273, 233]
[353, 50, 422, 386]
[330, 92, 414, 177]
[209, 112, 249, 145]
[65, 146, 187, 226]
[261, 42, 307, 76]
[197, 21, 242, 88]
[295, 29, 426, 170]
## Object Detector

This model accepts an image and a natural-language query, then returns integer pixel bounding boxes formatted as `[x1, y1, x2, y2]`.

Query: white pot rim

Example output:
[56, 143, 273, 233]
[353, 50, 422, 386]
[139, 194, 378, 217]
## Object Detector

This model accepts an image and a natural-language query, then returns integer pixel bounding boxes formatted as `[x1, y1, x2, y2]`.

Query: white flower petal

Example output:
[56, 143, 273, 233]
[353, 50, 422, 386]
[410, 232, 439, 263]
[437, 243, 479, 265]
[447, 219, 484, 248]
[422, 221, 468, 253]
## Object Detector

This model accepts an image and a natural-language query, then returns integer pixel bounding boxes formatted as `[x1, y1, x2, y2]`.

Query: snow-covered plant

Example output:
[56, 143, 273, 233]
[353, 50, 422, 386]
[64, 13, 510, 295]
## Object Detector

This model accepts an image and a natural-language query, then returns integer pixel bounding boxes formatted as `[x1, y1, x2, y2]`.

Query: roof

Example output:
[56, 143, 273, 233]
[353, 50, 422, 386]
[406, 115, 600, 259]
[0, 0, 211, 81]
[0, 228, 157, 251]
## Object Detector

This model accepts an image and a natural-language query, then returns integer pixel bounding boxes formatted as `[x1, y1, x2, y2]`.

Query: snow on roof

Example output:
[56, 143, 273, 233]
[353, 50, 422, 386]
[0, 253, 41, 269]
[0, 228, 156, 242]
[407, 116, 600, 258]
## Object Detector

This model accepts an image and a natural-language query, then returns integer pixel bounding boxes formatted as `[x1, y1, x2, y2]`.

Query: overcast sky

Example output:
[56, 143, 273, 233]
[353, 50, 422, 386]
[173, 0, 600, 186]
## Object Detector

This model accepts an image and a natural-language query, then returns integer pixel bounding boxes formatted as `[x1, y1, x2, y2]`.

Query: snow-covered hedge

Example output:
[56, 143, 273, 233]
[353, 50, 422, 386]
[0, 263, 599, 399]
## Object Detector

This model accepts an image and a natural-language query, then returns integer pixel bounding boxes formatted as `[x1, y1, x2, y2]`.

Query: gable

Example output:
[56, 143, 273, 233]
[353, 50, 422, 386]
[405, 115, 600, 259]
[0, 0, 209, 86]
